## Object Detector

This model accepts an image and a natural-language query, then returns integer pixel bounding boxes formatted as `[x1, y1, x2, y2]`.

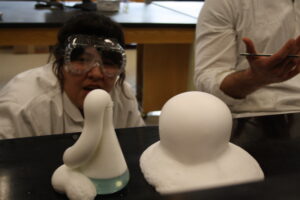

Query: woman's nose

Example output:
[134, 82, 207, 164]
[87, 66, 104, 80]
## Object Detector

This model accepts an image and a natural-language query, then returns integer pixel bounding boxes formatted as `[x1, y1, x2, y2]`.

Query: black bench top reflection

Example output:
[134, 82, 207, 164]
[1, 114, 300, 199]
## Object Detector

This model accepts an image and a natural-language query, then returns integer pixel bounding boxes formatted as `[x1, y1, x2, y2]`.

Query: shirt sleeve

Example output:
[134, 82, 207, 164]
[111, 81, 145, 128]
[123, 83, 145, 128]
[126, 102, 145, 128]
[194, 0, 244, 106]
[0, 101, 38, 139]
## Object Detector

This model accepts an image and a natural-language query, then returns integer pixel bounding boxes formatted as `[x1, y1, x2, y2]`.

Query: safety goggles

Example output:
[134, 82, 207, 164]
[64, 34, 126, 78]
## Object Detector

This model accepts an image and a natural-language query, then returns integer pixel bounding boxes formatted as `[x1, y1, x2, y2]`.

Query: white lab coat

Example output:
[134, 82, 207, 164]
[0, 64, 144, 139]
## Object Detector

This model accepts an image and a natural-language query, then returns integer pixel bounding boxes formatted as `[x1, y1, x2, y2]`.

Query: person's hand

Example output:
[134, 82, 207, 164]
[243, 36, 300, 86]
[220, 36, 300, 99]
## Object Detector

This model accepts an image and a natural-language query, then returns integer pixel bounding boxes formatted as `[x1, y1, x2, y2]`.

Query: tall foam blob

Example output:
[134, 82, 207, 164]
[52, 89, 129, 200]
[140, 91, 264, 194]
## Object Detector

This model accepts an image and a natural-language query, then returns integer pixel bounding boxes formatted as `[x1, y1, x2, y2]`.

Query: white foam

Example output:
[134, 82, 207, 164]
[140, 91, 264, 194]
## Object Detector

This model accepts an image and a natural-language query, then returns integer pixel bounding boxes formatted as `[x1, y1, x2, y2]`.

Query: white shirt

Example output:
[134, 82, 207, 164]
[0, 64, 145, 139]
[194, 0, 300, 118]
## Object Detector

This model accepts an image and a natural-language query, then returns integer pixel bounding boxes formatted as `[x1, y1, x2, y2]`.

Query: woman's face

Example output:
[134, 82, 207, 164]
[63, 47, 118, 112]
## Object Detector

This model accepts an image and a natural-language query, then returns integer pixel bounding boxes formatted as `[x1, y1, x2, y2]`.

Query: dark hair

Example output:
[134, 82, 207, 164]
[51, 12, 126, 92]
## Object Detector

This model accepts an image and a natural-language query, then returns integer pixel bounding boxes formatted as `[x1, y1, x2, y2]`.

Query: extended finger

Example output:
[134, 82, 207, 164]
[268, 39, 296, 66]
[268, 59, 294, 81]
[295, 35, 300, 48]
[288, 36, 300, 56]
[242, 37, 258, 62]
[281, 59, 300, 81]
[282, 60, 297, 76]
[291, 35, 300, 61]
[283, 64, 300, 81]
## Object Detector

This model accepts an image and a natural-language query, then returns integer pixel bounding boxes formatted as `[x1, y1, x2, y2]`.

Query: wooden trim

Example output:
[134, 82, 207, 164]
[0, 28, 58, 46]
[124, 27, 195, 44]
[0, 27, 195, 45]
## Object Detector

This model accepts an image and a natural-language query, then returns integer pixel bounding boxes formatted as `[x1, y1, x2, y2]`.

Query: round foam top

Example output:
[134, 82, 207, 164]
[159, 91, 232, 164]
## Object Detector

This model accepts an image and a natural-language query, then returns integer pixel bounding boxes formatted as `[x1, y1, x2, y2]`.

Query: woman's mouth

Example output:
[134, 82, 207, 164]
[83, 86, 101, 92]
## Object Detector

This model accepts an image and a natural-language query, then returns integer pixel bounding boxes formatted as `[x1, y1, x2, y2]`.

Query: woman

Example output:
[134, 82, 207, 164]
[0, 13, 144, 139]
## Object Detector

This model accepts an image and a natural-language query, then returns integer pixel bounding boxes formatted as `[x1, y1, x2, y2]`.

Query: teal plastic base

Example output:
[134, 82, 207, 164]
[90, 170, 130, 195]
